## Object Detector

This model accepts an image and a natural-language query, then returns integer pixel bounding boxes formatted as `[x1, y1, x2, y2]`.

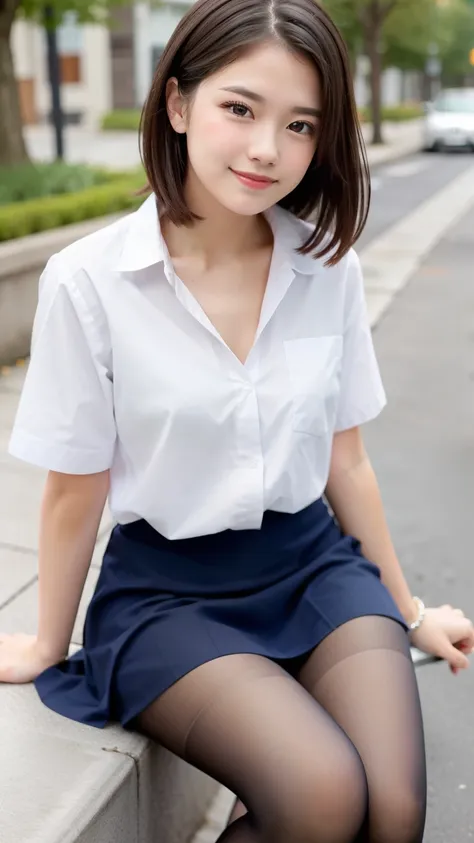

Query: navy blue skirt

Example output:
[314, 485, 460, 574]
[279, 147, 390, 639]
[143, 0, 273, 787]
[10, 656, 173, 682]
[35, 500, 407, 729]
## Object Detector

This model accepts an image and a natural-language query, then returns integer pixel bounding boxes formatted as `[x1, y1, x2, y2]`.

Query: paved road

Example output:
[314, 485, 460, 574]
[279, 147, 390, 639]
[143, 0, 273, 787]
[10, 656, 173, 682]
[359, 150, 474, 249]
[364, 206, 474, 842]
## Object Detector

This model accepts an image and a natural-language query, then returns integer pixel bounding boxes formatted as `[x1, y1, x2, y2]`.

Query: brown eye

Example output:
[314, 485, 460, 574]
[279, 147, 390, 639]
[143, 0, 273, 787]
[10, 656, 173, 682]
[232, 104, 250, 117]
[289, 121, 314, 135]
[222, 101, 253, 118]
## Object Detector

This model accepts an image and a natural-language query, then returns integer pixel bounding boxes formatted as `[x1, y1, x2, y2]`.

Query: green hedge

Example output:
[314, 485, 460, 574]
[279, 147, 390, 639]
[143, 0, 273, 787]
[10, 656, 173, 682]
[0, 174, 147, 242]
[358, 104, 424, 123]
[0, 162, 119, 205]
[101, 109, 142, 132]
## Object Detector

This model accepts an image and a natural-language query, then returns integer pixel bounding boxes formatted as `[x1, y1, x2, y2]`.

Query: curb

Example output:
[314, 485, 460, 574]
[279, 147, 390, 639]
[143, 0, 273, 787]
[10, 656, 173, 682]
[364, 119, 424, 169]
[367, 139, 422, 168]
[362, 162, 474, 329]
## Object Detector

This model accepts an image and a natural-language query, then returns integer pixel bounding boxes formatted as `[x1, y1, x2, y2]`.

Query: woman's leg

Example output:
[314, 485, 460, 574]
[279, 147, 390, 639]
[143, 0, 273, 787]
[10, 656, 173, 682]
[135, 653, 368, 843]
[297, 616, 427, 843]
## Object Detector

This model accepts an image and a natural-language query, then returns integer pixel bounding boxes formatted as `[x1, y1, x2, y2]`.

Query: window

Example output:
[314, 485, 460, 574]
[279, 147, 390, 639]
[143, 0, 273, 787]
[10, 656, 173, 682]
[57, 12, 82, 84]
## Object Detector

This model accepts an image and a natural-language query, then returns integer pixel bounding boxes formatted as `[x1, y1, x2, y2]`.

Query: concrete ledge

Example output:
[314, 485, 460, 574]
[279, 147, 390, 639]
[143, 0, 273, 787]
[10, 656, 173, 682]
[0, 451, 218, 843]
[0, 214, 123, 366]
[0, 681, 219, 843]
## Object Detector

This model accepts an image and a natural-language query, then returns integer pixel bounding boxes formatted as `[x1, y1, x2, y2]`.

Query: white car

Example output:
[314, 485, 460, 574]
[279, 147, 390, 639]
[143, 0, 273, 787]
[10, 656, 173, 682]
[423, 88, 474, 152]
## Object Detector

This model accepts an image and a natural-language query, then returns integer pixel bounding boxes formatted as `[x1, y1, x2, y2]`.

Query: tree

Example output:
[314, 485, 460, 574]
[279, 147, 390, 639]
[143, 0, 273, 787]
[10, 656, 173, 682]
[384, 0, 473, 91]
[324, 2, 362, 74]
[438, 0, 474, 84]
[0, 0, 27, 166]
[324, 0, 437, 144]
[0, 0, 132, 167]
[383, 0, 474, 92]
[383, 0, 440, 72]
[358, 1, 397, 144]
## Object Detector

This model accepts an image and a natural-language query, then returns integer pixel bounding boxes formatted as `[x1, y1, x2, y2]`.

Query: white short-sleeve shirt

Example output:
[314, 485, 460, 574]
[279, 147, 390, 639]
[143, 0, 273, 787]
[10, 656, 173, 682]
[9, 196, 386, 539]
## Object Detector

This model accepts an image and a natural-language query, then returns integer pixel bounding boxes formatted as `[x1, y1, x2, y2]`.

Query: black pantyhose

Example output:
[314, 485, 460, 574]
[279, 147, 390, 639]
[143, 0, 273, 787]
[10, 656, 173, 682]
[136, 616, 426, 843]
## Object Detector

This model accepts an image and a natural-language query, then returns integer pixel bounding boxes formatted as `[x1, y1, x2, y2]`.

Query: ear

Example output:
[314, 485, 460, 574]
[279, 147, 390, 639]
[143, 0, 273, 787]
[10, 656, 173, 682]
[166, 77, 187, 134]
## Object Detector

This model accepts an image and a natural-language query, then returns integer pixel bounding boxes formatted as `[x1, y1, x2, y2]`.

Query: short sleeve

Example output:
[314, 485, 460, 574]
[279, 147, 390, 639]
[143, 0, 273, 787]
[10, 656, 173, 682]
[8, 254, 116, 474]
[334, 250, 386, 432]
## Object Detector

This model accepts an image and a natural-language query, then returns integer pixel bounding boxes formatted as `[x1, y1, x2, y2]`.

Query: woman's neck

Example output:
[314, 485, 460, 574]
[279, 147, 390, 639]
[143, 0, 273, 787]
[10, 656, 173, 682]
[161, 175, 273, 270]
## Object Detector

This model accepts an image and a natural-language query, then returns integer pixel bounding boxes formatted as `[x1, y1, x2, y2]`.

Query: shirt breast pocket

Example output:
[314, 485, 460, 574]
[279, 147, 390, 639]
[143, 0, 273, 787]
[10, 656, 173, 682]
[284, 336, 343, 437]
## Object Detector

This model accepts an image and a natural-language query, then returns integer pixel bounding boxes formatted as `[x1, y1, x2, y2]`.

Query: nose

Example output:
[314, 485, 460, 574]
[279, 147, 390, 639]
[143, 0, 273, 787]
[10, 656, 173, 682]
[247, 121, 279, 167]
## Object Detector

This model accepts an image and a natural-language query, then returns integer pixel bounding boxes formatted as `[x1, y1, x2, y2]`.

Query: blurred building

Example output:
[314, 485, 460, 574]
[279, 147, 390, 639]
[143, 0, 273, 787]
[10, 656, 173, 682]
[11, 1, 191, 128]
[12, 13, 111, 128]
[11, 0, 424, 129]
[354, 59, 424, 109]
[108, 1, 193, 110]
[132, 0, 192, 106]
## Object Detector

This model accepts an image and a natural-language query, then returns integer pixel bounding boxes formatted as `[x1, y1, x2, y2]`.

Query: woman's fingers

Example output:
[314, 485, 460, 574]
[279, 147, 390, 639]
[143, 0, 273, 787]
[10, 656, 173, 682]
[445, 644, 470, 670]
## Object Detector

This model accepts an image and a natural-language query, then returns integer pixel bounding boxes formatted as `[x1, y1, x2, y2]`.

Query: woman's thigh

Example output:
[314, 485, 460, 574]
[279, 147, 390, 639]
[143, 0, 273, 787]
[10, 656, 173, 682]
[135, 652, 368, 842]
[297, 616, 427, 843]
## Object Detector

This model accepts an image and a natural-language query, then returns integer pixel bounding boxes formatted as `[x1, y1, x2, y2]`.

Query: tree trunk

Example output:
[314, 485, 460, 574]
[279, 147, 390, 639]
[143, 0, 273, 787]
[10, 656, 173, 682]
[364, 6, 384, 145]
[0, 1, 29, 167]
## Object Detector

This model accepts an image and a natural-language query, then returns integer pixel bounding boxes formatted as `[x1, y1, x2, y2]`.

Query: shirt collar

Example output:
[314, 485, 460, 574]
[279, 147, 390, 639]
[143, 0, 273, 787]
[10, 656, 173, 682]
[114, 194, 167, 273]
[114, 193, 322, 278]
[265, 205, 324, 277]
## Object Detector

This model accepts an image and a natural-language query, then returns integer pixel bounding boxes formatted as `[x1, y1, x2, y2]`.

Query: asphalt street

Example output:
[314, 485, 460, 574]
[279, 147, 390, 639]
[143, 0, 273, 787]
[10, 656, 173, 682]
[358, 149, 474, 250]
[363, 183, 474, 841]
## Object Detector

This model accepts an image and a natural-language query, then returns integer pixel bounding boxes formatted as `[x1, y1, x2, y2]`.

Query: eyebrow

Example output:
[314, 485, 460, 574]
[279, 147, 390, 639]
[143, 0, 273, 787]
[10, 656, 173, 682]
[220, 86, 322, 118]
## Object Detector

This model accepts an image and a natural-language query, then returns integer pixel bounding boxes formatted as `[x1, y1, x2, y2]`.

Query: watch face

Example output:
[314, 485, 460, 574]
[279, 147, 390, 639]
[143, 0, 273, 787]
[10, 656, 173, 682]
[410, 648, 442, 667]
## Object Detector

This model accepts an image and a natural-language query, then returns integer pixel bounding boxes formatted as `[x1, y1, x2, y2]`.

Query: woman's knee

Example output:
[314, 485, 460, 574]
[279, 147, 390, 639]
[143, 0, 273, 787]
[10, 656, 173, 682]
[368, 786, 426, 843]
[264, 744, 368, 843]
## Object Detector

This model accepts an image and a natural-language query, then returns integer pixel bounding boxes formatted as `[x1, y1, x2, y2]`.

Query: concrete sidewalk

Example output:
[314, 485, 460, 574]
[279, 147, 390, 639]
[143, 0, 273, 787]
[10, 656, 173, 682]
[363, 118, 424, 166]
[24, 119, 424, 171]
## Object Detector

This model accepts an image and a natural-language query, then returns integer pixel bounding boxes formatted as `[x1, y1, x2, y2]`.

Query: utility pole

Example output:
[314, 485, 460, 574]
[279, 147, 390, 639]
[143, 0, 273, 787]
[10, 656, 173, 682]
[44, 4, 65, 160]
[425, 42, 441, 101]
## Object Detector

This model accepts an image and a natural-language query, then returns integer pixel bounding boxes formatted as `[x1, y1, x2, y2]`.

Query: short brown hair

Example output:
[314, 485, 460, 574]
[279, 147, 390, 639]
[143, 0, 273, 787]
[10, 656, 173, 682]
[140, 0, 370, 265]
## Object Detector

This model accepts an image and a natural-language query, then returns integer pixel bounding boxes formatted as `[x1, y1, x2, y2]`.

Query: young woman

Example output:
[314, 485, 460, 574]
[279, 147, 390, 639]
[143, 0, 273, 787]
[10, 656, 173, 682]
[1, 1, 473, 841]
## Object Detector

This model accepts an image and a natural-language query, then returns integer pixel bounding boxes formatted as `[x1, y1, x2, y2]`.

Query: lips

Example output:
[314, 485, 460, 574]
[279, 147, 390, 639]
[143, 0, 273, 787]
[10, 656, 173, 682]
[230, 168, 278, 191]
[231, 169, 276, 184]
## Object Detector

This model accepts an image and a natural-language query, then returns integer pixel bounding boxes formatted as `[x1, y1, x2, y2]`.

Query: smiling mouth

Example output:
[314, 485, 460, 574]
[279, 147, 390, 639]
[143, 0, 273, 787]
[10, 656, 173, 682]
[230, 169, 278, 185]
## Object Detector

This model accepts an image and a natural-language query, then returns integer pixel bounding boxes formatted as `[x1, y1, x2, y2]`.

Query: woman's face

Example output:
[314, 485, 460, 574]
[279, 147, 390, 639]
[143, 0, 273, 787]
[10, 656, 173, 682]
[166, 41, 322, 216]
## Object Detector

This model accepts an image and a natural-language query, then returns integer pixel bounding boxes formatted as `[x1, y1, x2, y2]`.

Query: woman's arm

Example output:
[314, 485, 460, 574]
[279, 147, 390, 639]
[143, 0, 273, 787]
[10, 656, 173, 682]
[36, 469, 109, 662]
[325, 426, 418, 626]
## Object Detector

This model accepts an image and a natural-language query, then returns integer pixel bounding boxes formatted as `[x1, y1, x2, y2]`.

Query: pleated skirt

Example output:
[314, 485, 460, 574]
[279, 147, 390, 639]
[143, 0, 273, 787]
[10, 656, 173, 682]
[35, 499, 407, 729]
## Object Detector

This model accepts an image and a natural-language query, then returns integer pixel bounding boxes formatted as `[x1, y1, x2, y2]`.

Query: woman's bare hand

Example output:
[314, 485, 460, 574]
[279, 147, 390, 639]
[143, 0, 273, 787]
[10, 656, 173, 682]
[410, 605, 474, 675]
[0, 633, 62, 684]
